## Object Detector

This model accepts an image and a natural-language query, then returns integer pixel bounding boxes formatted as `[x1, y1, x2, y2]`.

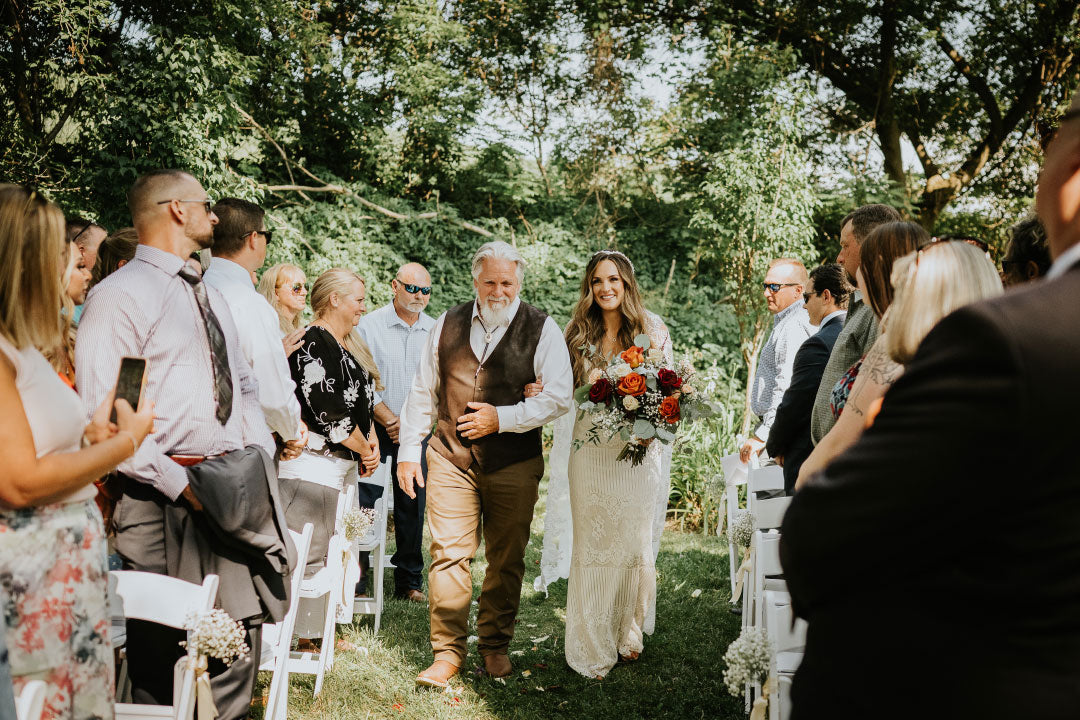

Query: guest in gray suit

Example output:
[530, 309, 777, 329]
[808, 204, 901, 446]
[76, 169, 275, 720]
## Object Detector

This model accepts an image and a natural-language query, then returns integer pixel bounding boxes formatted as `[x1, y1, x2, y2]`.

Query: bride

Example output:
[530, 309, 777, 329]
[533, 249, 673, 679]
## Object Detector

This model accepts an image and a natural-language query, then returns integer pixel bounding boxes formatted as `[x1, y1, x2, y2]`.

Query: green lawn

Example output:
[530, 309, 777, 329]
[268, 479, 744, 720]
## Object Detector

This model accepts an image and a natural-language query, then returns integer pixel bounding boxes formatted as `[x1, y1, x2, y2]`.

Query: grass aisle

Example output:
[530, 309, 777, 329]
[273, 479, 744, 720]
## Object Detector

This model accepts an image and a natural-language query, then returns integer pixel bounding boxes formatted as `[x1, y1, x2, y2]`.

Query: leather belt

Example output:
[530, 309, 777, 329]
[168, 454, 219, 467]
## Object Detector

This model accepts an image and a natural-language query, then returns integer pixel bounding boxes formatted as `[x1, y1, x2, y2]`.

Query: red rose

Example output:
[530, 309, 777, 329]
[657, 368, 683, 392]
[616, 372, 648, 397]
[588, 378, 614, 404]
[659, 396, 681, 423]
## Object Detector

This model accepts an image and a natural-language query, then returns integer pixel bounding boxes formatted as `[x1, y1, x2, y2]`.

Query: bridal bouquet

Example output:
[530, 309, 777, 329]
[573, 333, 717, 466]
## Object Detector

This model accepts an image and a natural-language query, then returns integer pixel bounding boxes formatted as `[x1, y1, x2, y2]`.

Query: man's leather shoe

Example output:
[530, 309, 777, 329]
[397, 589, 426, 603]
[416, 660, 459, 688]
[482, 653, 512, 678]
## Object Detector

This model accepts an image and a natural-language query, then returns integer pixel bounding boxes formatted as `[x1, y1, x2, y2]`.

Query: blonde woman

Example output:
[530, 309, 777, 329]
[258, 263, 308, 356]
[538, 250, 673, 679]
[279, 269, 381, 570]
[797, 238, 1004, 488]
[0, 185, 154, 720]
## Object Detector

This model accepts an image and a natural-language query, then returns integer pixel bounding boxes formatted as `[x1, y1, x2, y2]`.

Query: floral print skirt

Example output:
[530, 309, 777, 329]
[0, 500, 113, 720]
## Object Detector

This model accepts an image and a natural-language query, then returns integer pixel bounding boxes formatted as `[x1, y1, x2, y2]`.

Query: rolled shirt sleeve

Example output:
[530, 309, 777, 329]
[494, 316, 574, 433]
[397, 315, 442, 465]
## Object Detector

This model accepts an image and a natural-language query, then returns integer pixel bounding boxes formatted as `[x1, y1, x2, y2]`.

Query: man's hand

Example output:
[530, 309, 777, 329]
[181, 485, 204, 512]
[281, 439, 303, 461]
[398, 461, 424, 499]
[739, 437, 765, 464]
[373, 402, 400, 444]
[457, 402, 499, 440]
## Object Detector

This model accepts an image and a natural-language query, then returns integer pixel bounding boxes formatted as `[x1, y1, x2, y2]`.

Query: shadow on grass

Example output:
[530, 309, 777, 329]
[263, 480, 745, 720]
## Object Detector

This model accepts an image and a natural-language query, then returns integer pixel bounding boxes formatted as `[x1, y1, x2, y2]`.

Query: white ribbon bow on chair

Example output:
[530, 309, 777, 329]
[749, 676, 774, 720]
[731, 546, 752, 604]
[189, 654, 218, 720]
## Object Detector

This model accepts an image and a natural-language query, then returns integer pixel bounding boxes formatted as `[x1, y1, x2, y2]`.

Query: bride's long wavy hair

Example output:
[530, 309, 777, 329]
[564, 251, 648, 384]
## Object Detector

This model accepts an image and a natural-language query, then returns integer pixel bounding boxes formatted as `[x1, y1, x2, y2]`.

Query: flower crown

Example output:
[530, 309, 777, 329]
[592, 249, 635, 273]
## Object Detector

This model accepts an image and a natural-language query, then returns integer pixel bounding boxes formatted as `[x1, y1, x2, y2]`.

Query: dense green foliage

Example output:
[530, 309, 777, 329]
[3, 1, 1075, 470]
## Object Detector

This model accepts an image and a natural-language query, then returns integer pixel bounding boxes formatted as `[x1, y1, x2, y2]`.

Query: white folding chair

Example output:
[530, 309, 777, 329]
[742, 495, 791, 631]
[747, 463, 785, 514]
[351, 462, 390, 632]
[763, 590, 806, 720]
[14, 680, 46, 720]
[288, 484, 355, 697]
[110, 571, 220, 720]
[721, 452, 749, 596]
[259, 523, 314, 720]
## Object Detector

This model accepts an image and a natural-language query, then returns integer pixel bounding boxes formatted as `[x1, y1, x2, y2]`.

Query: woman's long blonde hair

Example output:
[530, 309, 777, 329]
[885, 241, 1004, 365]
[310, 268, 383, 391]
[564, 251, 648, 384]
[258, 263, 306, 335]
[0, 185, 66, 352]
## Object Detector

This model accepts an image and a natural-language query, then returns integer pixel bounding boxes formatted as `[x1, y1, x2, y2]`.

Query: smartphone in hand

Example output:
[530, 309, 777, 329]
[110, 356, 147, 423]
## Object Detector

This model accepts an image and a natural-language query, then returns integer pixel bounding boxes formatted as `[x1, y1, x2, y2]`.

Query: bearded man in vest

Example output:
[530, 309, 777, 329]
[397, 241, 574, 687]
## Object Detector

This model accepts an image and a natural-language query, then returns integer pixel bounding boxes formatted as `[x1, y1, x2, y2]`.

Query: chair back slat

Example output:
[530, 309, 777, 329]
[109, 571, 218, 629]
[754, 496, 791, 531]
[764, 590, 807, 652]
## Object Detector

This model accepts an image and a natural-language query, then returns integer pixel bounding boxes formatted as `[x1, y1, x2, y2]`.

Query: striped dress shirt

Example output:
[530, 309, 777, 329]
[750, 299, 814, 443]
[74, 244, 274, 500]
[354, 302, 436, 418]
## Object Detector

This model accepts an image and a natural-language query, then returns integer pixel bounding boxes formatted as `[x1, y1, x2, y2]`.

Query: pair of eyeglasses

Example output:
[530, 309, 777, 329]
[278, 281, 305, 295]
[802, 290, 820, 303]
[762, 282, 799, 293]
[244, 229, 273, 244]
[70, 222, 99, 246]
[156, 199, 213, 214]
[396, 279, 431, 295]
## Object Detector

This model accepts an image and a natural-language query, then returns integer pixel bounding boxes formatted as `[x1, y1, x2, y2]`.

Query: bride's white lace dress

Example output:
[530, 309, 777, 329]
[537, 311, 673, 679]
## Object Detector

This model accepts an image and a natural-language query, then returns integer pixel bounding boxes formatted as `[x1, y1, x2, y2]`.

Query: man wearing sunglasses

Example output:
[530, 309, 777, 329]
[355, 262, 436, 603]
[739, 258, 814, 464]
[204, 198, 306, 462]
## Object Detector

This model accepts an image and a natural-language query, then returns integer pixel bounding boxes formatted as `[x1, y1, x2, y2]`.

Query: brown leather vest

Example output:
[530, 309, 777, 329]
[429, 300, 547, 473]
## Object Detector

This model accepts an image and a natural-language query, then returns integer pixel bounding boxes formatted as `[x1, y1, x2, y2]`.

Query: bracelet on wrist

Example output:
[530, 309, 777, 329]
[117, 431, 138, 457]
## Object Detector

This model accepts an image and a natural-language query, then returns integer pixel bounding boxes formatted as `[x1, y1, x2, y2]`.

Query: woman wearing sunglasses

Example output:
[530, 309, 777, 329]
[258, 263, 308, 356]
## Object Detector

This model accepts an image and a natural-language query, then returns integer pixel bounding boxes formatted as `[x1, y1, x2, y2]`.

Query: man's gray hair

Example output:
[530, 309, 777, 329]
[471, 240, 525, 283]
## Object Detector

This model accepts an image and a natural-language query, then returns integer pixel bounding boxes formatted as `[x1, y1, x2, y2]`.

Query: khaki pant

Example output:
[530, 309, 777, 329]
[425, 448, 543, 666]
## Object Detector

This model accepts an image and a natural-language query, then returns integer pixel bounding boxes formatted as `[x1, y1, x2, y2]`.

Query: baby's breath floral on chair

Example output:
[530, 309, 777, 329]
[181, 608, 251, 720]
[722, 627, 772, 696]
[343, 507, 377, 542]
[730, 510, 755, 549]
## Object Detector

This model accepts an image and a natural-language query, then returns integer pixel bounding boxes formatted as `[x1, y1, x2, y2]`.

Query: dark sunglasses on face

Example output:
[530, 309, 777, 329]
[156, 199, 213, 214]
[397, 280, 431, 295]
[802, 290, 820, 303]
[244, 229, 273, 244]
[762, 282, 799, 293]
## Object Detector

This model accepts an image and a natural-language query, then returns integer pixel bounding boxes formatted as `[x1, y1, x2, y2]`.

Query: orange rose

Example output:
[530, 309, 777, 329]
[659, 396, 681, 423]
[620, 346, 645, 368]
[616, 372, 647, 397]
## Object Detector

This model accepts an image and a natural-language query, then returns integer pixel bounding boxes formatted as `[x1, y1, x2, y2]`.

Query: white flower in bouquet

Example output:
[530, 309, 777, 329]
[587, 367, 605, 384]
[181, 608, 250, 666]
[722, 627, 772, 696]
[622, 395, 640, 411]
[646, 348, 664, 364]
[730, 510, 755, 548]
[343, 507, 377, 542]
[610, 362, 633, 378]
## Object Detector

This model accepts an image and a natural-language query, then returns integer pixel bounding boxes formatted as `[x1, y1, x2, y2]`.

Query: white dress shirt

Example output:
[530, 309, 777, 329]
[355, 302, 436, 418]
[398, 297, 573, 465]
[204, 257, 302, 441]
[75, 245, 274, 500]
[1047, 241, 1080, 280]
[817, 309, 847, 328]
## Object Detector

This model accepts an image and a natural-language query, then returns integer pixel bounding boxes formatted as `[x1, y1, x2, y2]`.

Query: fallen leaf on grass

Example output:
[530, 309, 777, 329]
[526, 623, 537, 628]
[534, 663, 548, 670]
[674, 580, 686, 591]
[391, 703, 404, 712]
[691, 589, 702, 598]
[535, 686, 545, 692]
[521, 670, 532, 678]
[495, 677, 507, 685]
[511, 650, 525, 656]
[530, 635, 550, 644]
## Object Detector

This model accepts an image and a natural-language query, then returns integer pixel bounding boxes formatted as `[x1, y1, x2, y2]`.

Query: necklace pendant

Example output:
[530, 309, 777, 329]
[485, 332, 493, 344]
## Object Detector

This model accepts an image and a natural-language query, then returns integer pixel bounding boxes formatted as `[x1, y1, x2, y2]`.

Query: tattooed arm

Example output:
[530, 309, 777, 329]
[796, 336, 903, 489]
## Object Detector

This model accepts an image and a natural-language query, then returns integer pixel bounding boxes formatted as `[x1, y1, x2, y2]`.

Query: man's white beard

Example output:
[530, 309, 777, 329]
[404, 300, 426, 313]
[478, 296, 512, 328]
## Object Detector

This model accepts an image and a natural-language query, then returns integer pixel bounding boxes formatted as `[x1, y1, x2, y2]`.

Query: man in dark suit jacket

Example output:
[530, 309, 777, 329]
[779, 93, 1080, 719]
[766, 263, 850, 493]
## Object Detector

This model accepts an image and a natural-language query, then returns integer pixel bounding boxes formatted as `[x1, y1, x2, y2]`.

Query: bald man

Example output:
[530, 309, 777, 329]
[75, 169, 275, 719]
[355, 262, 436, 601]
[740, 258, 814, 463]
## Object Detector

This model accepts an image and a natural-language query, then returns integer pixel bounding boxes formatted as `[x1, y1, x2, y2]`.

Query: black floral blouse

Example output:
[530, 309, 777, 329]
[288, 325, 374, 461]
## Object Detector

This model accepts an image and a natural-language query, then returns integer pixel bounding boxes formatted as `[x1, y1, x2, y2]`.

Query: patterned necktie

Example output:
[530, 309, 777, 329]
[178, 266, 233, 425]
